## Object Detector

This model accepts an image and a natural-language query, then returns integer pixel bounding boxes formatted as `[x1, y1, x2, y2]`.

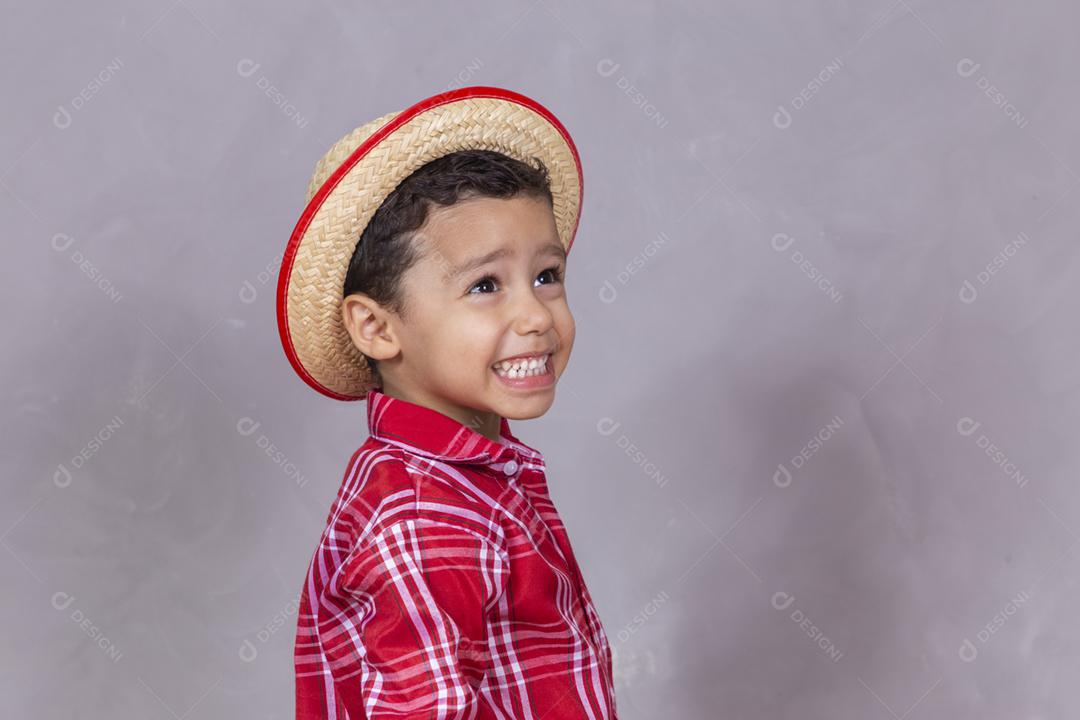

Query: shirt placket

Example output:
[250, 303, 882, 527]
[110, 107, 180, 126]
[512, 464, 605, 658]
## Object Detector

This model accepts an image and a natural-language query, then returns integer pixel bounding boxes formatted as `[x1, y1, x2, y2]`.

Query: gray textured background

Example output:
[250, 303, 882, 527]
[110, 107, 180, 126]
[4, 1, 1077, 718]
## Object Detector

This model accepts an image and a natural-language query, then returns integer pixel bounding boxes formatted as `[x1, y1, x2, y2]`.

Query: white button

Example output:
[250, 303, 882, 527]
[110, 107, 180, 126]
[503, 459, 519, 475]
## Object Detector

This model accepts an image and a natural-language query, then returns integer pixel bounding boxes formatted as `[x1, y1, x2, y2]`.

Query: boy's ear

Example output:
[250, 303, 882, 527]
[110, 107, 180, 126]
[340, 293, 400, 361]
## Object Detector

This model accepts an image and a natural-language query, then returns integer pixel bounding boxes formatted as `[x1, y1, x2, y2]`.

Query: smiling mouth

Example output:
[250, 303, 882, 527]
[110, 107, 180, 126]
[492, 353, 552, 379]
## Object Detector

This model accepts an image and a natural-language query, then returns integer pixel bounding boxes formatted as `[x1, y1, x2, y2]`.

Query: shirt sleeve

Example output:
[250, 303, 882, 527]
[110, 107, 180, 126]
[315, 515, 509, 720]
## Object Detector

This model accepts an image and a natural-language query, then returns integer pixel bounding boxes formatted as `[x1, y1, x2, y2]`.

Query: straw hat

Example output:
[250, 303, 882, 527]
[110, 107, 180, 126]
[275, 86, 583, 401]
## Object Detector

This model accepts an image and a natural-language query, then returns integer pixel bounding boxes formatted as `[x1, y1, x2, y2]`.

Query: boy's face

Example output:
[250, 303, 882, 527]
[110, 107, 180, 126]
[359, 194, 575, 438]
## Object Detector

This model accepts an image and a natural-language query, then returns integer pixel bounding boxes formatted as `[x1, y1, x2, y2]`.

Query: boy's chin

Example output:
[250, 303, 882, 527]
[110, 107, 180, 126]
[492, 392, 556, 420]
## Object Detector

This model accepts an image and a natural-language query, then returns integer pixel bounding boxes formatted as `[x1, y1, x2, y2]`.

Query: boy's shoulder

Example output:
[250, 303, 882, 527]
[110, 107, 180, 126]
[326, 437, 509, 552]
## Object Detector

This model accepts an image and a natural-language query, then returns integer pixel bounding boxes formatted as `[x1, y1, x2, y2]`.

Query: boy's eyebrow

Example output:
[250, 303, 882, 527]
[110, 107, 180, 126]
[446, 242, 566, 281]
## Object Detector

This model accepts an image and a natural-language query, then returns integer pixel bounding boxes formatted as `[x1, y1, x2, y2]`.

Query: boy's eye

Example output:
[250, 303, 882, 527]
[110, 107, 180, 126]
[466, 265, 564, 295]
[468, 276, 498, 295]
[537, 265, 564, 285]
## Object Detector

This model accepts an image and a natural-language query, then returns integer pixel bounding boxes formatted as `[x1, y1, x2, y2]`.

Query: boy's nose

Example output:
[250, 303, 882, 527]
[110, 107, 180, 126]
[511, 290, 555, 334]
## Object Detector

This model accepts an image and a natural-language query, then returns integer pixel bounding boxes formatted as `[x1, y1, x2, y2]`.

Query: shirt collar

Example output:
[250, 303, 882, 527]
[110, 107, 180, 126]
[366, 388, 541, 467]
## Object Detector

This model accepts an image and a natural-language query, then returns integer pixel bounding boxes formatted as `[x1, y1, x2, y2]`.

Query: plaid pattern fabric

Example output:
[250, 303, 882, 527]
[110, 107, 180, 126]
[295, 389, 618, 719]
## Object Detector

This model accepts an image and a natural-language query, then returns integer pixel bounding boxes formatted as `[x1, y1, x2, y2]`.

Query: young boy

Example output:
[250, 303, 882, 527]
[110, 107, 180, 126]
[277, 87, 618, 719]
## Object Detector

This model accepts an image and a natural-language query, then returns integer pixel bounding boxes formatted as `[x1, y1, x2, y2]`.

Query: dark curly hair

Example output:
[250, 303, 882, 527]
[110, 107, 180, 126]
[343, 149, 554, 388]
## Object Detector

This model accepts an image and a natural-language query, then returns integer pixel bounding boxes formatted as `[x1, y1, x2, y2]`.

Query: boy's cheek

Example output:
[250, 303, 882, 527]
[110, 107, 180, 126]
[561, 313, 576, 352]
[556, 334, 575, 376]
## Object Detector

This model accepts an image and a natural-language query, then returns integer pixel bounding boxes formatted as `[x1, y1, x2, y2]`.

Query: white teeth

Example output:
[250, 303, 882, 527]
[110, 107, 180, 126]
[493, 354, 551, 378]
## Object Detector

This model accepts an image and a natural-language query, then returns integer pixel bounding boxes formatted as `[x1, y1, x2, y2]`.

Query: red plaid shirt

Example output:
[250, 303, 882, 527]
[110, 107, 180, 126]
[294, 388, 618, 719]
